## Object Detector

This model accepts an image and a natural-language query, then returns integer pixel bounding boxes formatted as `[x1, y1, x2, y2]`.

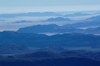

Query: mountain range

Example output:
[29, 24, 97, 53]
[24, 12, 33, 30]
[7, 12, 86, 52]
[0, 11, 100, 66]
[63, 15, 100, 28]
[0, 12, 92, 18]
[12, 17, 72, 24]
[64, 12, 90, 17]
[0, 31, 100, 48]
[42, 17, 71, 22]
[86, 15, 100, 21]
[17, 24, 82, 33]
[0, 12, 62, 18]
[17, 23, 100, 35]
[84, 27, 100, 34]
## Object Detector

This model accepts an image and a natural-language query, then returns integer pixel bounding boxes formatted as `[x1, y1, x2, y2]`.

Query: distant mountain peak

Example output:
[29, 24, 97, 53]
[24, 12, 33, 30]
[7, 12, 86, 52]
[44, 17, 71, 22]
[14, 20, 32, 23]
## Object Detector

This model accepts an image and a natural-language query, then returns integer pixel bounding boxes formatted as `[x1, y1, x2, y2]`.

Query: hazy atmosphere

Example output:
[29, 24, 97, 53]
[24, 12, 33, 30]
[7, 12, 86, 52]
[0, 0, 100, 14]
[0, 0, 100, 66]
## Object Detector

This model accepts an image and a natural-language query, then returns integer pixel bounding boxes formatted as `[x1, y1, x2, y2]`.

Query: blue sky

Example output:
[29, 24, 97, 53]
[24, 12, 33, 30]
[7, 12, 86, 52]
[0, 0, 100, 14]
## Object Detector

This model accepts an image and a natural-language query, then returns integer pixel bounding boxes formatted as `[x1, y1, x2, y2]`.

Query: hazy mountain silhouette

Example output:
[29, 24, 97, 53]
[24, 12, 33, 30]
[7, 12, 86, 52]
[13, 20, 32, 23]
[84, 27, 100, 34]
[86, 15, 100, 21]
[17, 24, 82, 33]
[64, 15, 100, 27]
[43, 17, 71, 22]
[64, 12, 90, 17]
[0, 12, 62, 18]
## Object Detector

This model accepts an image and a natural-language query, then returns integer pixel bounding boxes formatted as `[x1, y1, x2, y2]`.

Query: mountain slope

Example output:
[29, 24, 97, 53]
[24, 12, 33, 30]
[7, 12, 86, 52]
[0, 44, 29, 54]
[63, 15, 100, 27]
[0, 31, 100, 48]
[17, 24, 82, 33]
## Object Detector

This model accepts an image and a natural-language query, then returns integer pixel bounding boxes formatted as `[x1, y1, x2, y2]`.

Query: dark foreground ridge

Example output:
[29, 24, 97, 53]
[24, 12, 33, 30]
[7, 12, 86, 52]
[0, 57, 100, 66]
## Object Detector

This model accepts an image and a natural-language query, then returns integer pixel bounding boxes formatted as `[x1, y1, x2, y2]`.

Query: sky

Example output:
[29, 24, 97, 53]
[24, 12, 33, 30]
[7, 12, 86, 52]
[0, 0, 100, 14]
